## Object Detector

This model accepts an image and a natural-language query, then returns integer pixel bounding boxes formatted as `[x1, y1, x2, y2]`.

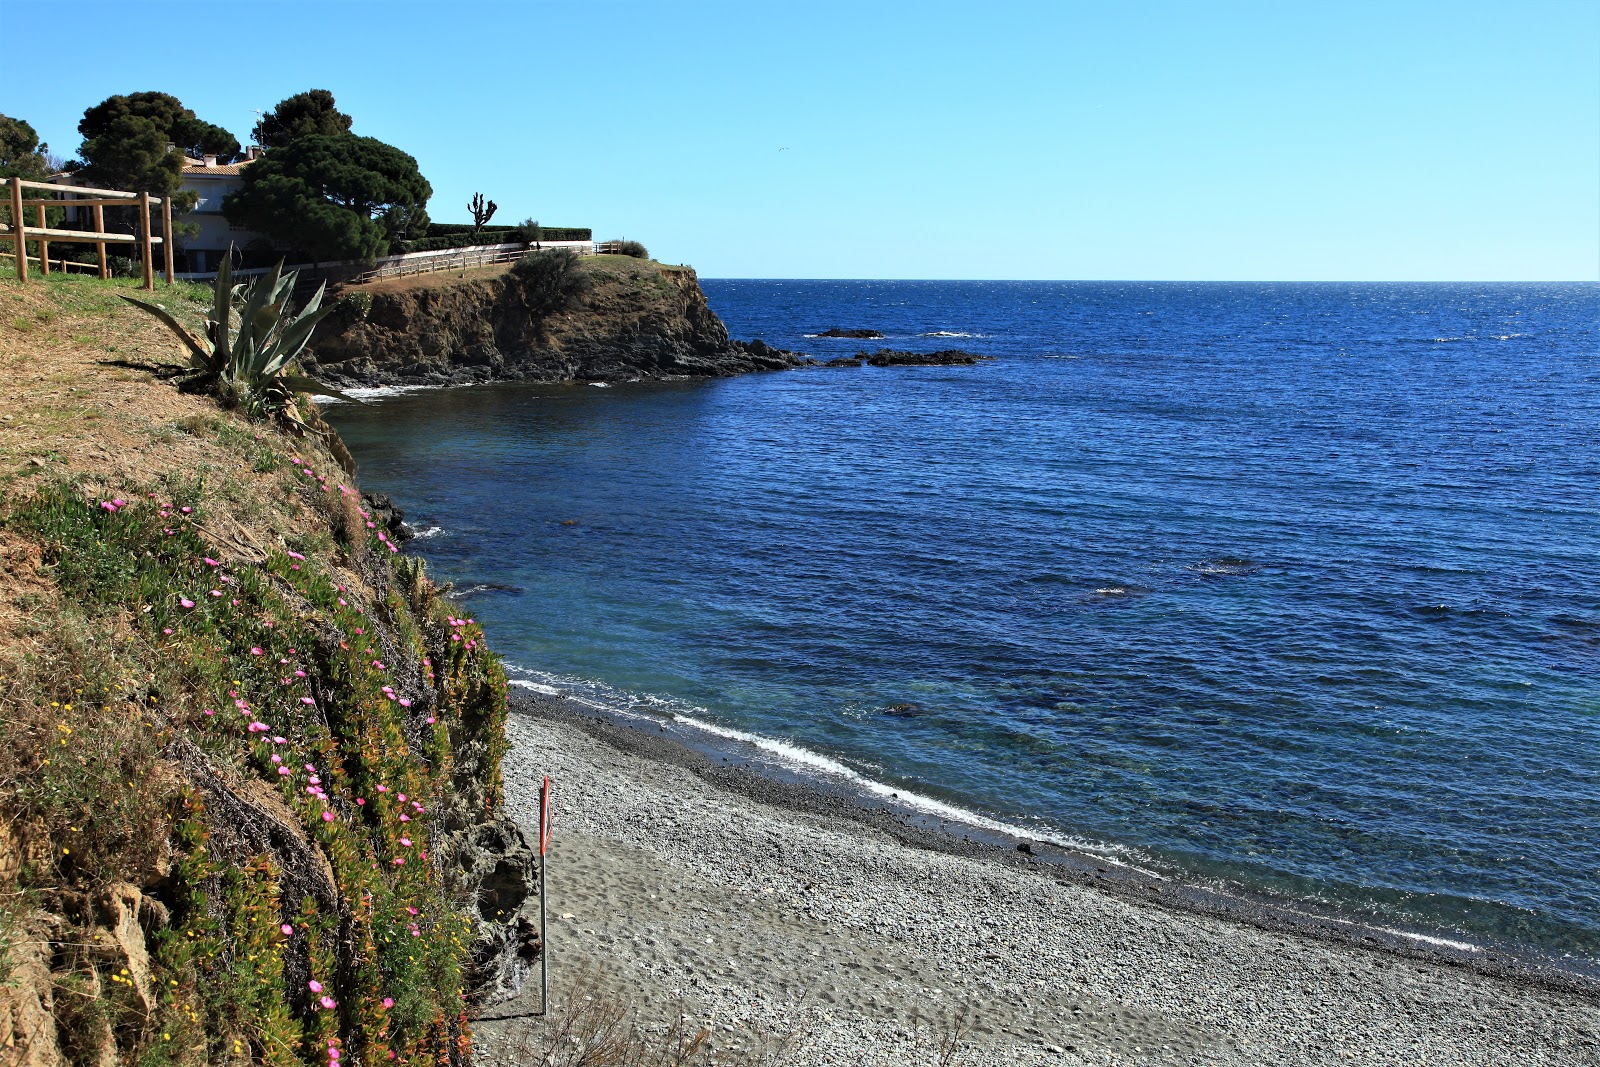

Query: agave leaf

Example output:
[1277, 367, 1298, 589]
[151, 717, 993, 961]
[266, 302, 337, 371]
[119, 296, 211, 364]
[278, 373, 365, 403]
[211, 253, 233, 368]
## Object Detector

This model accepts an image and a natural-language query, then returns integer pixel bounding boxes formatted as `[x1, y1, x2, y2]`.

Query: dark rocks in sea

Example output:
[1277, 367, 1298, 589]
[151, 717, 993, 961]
[362, 490, 413, 542]
[860, 348, 991, 367]
[882, 702, 923, 717]
[816, 327, 884, 338]
[824, 356, 864, 367]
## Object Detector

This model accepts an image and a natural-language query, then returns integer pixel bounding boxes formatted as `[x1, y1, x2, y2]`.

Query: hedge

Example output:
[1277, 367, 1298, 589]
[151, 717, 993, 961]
[394, 227, 592, 253]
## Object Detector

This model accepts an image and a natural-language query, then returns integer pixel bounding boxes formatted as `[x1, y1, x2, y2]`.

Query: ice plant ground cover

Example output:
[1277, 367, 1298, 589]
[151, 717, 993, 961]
[0, 275, 516, 1067]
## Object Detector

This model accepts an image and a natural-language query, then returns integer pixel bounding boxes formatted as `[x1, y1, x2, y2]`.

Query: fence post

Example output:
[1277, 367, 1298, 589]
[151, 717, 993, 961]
[93, 204, 108, 279]
[161, 196, 175, 284]
[137, 191, 154, 291]
[35, 205, 48, 276]
[9, 177, 26, 282]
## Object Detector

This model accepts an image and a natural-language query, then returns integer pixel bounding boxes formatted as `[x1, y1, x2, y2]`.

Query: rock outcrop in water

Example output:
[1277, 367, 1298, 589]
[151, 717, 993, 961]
[307, 257, 812, 387]
[860, 348, 991, 366]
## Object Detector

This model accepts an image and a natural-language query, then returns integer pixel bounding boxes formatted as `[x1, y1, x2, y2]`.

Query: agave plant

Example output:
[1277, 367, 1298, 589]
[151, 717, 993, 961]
[123, 253, 356, 428]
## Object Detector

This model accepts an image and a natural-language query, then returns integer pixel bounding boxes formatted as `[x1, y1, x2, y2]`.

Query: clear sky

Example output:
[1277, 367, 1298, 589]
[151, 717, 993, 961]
[2, 0, 1595, 280]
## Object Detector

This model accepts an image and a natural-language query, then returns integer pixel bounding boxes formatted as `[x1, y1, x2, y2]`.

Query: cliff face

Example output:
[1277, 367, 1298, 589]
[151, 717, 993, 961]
[306, 257, 808, 387]
[0, 280, 538, 1067]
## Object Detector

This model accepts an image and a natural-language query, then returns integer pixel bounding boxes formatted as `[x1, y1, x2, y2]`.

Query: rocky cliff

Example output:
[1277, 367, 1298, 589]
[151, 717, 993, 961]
[306, 256, 809, 387]
[0, 279, 539, 1067]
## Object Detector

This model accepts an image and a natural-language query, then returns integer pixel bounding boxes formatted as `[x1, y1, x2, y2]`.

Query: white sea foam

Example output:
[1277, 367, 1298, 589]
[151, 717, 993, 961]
[505, 666, 1140, 866]
[321, 383, 445, 404]
[412, 525, 447, 540]
[920, 330, 985, 338]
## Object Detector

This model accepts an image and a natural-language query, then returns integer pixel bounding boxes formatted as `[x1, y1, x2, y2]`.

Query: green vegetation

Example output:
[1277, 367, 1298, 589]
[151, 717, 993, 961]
[75, 92, 239, 211]
[252, 90, 354, 150]
[223, 135, 432, 264]
[0, 113, 50, 179]
[509, 248, 593, 315]
[603, 240, 650, 260]
[120, 257, 351, 423]
[2, 466, 505, 1067]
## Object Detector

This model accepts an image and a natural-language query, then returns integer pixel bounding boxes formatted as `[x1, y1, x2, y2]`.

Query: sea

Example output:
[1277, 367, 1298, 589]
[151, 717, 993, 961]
[326, 280, 1600, 972]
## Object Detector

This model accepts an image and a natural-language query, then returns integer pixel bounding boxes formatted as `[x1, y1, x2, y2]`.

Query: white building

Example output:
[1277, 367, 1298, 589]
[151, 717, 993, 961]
[174, 148, 281, 273]
[52, 147, 279, 273]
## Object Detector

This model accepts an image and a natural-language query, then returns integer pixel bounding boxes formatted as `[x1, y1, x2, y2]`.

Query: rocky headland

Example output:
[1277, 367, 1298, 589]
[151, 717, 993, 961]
[306, 257, 811, 387]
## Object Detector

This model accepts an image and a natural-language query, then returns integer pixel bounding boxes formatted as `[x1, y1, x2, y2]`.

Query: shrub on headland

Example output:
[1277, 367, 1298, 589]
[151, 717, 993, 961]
[598, 239, 649, 259]
[509, 248, 593, 316]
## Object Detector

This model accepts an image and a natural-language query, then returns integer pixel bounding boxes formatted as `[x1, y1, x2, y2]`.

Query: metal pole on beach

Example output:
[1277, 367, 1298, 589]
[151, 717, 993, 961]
[539, 776, 551, 1015]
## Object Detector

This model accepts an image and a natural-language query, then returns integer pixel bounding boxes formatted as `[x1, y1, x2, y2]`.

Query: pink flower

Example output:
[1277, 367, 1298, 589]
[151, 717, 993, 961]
[204, 558, 220, 567]
[322, 811, 335, 822]
[250, 647, 263, 656]
[281, 923, 293, 935]
[399, 814, 410, 822]
[356, 798, 366, 806]
[392, 857, 404, 866]
[180, 597, 195, 609]
[382, 997, 394, 1009]
[101, 502, 117, 512]
[300, 696, 316, 705]
[271, 754, 282, 764]
[397, 794, 407, 803]
[287, 550, 305, 561]
[308, 980, 323, 993]
[278, 767, 291, 776]
[399, 837, 411, 847]
[180, 506, 192, 514]
[210, 589, 222, 597]
[399, 698, 412, 708]
[376, 785, 387, 793]
[203, 709, 215, 716]
[320, 995, 336, 1010]
[426, 716, 436, 725]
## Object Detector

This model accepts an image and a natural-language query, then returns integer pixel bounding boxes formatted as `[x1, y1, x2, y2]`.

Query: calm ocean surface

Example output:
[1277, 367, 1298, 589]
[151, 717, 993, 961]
[328, 280, 1600, 967]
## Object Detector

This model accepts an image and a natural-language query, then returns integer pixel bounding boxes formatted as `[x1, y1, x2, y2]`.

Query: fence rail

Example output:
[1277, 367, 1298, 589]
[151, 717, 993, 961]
[4, 176, 174, 288]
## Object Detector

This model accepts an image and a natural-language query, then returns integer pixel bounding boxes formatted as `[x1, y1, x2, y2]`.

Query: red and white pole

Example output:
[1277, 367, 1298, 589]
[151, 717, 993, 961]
[538, 776, 551, 1015]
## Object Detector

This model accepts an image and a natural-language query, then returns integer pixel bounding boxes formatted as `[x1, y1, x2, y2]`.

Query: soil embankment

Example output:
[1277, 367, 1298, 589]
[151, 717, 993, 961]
[0, 276, 538, 1067]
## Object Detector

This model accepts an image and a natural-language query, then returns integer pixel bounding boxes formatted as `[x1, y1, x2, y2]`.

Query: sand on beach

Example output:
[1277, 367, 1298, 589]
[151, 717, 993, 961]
[473, 697, 1600, 1067]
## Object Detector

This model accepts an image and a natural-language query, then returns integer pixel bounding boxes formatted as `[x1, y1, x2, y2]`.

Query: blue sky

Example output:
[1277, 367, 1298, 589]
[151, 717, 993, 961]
[2, 0, 1595, 280]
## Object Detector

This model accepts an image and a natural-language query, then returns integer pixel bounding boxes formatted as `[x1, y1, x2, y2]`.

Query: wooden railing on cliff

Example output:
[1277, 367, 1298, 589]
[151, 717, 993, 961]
[1, 176, 175, 289]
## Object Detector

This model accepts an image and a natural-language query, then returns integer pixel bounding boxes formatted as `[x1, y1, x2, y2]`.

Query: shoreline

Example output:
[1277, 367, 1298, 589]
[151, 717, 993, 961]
[473, 688, 1600, 1066]
[500, 686, 1600, 996]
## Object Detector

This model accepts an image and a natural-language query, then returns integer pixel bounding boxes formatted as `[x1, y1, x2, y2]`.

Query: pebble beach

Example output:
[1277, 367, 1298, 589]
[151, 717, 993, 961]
[473, 693, 1600, 1067]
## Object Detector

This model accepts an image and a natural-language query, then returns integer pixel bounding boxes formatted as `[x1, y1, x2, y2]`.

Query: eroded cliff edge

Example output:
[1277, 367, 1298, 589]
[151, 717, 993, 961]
[0, 278, 539, 1067]
[306, 256, 807, 387]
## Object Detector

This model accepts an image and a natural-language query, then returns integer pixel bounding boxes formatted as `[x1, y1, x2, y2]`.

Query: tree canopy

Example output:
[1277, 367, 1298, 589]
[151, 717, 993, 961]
[222, 134, 432, 263]
[252, 89, 354, 149]
[0, 114, 50, 179]
[76, 92, 239, 207]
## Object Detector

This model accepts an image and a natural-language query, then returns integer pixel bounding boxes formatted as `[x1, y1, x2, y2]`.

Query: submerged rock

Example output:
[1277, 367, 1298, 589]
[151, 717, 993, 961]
[824, 356, 864, 367]
[816, 327, 884, 338]
[860, 348, 991, 366]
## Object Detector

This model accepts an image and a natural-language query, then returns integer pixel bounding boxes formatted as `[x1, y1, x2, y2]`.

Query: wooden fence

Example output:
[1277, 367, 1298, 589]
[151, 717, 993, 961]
[1, 175, 174, 289]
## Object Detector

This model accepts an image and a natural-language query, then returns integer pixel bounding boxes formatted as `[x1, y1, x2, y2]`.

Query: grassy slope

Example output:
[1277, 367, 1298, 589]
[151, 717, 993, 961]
[0, 275, 513, 1067]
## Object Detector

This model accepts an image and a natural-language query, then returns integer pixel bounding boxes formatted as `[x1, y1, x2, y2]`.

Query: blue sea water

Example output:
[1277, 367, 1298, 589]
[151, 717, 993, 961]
[327, 280, 1600, 968]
